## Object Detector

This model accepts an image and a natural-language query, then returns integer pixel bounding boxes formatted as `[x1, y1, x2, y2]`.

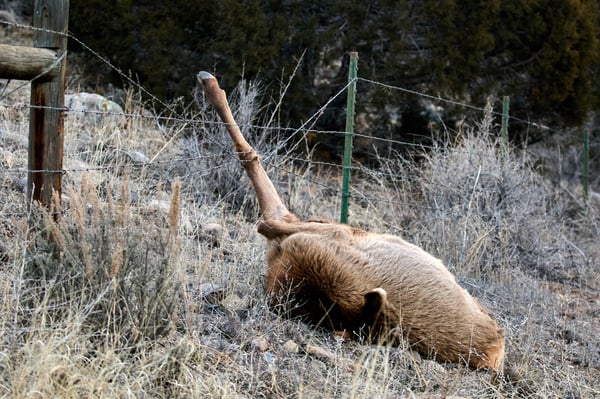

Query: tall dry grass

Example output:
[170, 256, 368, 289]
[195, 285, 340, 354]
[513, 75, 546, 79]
[0, 78, 598, 398]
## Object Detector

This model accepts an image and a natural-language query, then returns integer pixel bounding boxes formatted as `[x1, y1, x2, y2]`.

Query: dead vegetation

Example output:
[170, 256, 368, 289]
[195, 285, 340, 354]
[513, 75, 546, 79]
[0, 77, 598, 398]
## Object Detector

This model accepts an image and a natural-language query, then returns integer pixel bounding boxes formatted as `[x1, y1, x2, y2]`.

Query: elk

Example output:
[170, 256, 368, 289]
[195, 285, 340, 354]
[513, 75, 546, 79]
[197, 71, 505, 370]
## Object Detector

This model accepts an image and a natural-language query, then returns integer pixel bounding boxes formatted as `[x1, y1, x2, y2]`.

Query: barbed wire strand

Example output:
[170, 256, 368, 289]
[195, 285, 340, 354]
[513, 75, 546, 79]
[1, 21, 366, 164]
[0, 19, 68, 35]
[0, 164, 434, 220]
[0, 99, 542, 157]
[65, 32, 180, 115]
[1, 151, 240, 175]
[0, 19, 183, 122]
[357, 77, 565, 135]
[2, 87, 583, 157]
[0, 100, 587, 182]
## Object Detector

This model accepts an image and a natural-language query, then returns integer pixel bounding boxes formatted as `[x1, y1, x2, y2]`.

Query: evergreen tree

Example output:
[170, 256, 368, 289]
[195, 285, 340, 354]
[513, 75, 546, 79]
[69, 0, 600, 152]
[423, 0, 599, 133]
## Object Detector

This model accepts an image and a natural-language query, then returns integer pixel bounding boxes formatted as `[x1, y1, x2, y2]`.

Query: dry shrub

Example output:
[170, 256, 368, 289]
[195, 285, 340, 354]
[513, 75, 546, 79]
[411, 111, 594, 289]
[23, 177, 185, 345]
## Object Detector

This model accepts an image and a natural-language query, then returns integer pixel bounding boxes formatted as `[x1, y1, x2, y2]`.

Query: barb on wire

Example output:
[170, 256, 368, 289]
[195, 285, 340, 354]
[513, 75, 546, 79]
[29, 169, 66, 174]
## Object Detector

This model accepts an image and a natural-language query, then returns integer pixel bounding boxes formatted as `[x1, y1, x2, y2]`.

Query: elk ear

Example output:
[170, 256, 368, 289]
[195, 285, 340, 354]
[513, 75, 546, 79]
[363, 288, 387, 315]
[364, 288, 396, 343]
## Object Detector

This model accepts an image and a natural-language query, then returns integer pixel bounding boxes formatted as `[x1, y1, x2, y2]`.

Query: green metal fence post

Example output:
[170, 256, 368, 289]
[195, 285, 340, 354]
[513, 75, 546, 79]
[501, 96, 509, 158]
[340, 51, 358, 224]
[583, 129, 589, 211]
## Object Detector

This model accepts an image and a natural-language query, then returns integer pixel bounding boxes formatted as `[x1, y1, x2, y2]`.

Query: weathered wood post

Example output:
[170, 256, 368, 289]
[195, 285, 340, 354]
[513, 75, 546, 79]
[27, 0, 69, 214]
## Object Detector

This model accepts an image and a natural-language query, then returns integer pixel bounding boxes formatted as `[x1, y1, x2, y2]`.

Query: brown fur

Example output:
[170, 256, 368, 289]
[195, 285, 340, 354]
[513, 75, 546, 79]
[259, 219, 505, 369]
[197, 71, 505, 371]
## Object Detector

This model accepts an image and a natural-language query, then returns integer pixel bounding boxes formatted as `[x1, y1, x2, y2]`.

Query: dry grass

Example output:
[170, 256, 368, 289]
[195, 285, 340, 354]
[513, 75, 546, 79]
[1, 78, 599, 398]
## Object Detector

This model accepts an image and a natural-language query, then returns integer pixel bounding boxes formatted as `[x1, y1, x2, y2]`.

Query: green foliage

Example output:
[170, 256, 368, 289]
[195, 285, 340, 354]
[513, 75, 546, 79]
[69, 0, 600, 151]
[423, 0, 599, 128]
[424, 0, 501, 91]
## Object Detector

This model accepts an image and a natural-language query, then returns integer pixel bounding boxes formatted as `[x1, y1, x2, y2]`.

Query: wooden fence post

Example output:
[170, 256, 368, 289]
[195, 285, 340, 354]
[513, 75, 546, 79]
[27, 0, 69, 213]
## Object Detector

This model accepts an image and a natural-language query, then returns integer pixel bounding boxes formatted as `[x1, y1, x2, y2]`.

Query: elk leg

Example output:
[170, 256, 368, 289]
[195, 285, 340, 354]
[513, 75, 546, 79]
[197, 71, 298, 223]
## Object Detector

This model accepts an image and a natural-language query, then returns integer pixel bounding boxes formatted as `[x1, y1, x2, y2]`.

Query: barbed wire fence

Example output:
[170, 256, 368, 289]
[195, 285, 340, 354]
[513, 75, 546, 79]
[0, 17, 595, 223]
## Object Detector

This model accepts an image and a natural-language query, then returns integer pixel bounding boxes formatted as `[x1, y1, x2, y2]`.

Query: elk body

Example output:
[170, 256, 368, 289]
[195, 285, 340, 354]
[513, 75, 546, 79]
[197, 71, 505, 370]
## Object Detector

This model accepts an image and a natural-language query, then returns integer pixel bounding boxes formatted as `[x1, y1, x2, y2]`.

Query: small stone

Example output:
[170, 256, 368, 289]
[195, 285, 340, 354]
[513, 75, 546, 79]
[305, 344, 335, 362]
[283, 339, 299, 353]
[252, 336, 269, 352]
[13, 177, 26, 192]
[127, 151, 149, 164]
[220, 317, 241, 339]
[147, 199, 171, 211]
[263, 352, 277, 365]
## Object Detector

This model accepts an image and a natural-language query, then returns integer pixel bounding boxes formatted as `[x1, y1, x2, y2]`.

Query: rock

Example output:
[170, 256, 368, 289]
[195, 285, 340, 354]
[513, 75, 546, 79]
[220, 317, 241, 339]
[304, 344, 336, 362]
[126, 151, 149, 164]
[66, 92, 124, 114]
[282, 339, 299, 353]
[13, 177, 26, 192]
[65, 92, 124, 127]
[146, 199, 170, 212]
[263, 351, 277, 365]
[252, 336, 269, 352]
[0, 10, 17, 24]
